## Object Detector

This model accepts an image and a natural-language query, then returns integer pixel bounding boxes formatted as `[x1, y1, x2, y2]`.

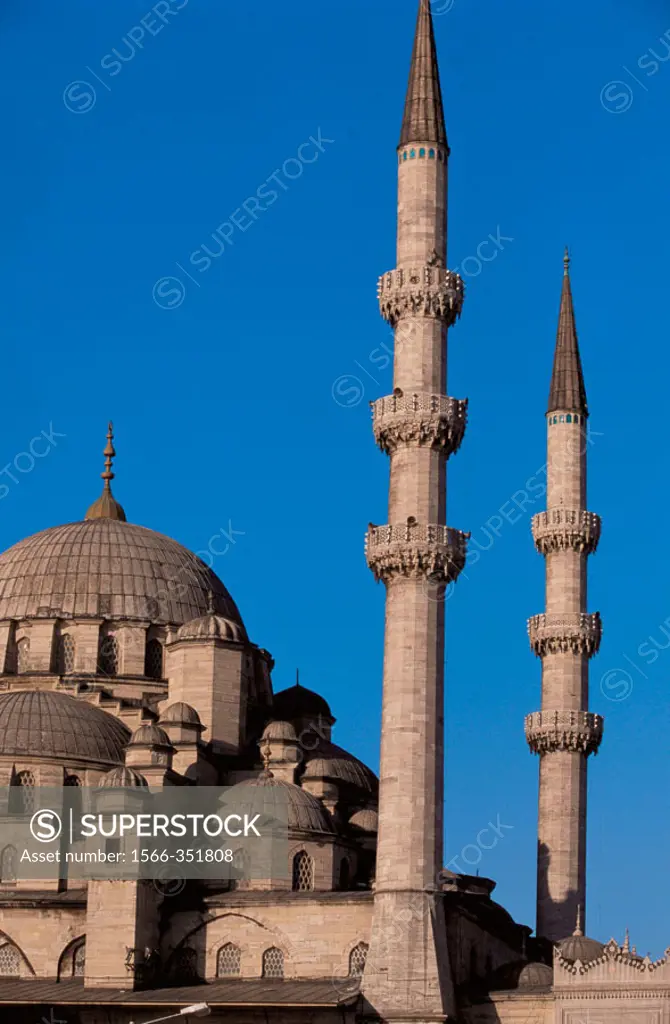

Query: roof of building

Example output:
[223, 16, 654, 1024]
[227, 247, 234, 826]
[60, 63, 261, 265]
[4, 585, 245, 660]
[235, 774, 335, 834]
[159, 702, 202, 726]
[272, 682, 334, 724]
[0, 690, 129, 764]
[0, 518, 243, 626]
[348, 808, 378, 832]
[558, 932, 604, 963]
[262, 719, 298, 741]
[129, 723, 172, 748]
[301, 740, 378, 795]
[399, 0, 448, 149]
[98, 765, 148, 788]
[0, 977, 361, 1008]
[177, 610, 247, 643]
[547, 250, 588, 416]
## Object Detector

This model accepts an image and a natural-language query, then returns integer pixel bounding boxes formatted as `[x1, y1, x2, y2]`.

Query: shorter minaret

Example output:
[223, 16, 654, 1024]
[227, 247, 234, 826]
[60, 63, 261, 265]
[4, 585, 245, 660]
[525, 252, 603, 942]
[86, 422, 126, 522]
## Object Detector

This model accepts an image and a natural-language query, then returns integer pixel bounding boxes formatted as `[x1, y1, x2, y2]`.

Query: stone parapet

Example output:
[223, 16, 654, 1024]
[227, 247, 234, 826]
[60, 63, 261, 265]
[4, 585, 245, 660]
[378, 265, 464, 326]
[532, 508, 601, 555]
[527, 612, 602, 657]
[371, 392, 467, 455]
[525, 709, 604, 755]
[365, 520, 469, 584]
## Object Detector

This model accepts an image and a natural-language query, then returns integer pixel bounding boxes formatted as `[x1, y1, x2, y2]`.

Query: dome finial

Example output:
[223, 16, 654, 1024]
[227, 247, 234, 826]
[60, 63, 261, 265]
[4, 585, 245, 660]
[623, 927, 630, 953]
[207, 589, 215, 615]
[261, 742, 274, 779]
[85, 423, 127, 522]
[564, 246, 571, 275]
[574, 904, 583, 937]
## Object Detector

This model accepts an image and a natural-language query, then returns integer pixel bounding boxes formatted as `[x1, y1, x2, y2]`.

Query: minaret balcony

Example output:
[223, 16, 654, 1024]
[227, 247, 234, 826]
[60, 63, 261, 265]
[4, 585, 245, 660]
[527, 612, 602, 657]
[378, 266, 464, 327]
[525, 710, 604, 756]
[371, 392, 468, 455]
[365, 520, 469, 585]
[532, 508, 601, 555]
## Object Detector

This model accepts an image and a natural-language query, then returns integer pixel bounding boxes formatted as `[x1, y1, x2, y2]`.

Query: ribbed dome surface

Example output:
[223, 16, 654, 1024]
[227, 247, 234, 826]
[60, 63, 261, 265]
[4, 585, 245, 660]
[0, 690, 129, 764]
[0, 519, 243, 626]
[177, 613, 246, 643]
[261, 720, 298, 741]
[272, 684, 333, 722]
[349, 808, 378, 832]
[160, 702, 202, 726]
[303, 741, 378, 795]
[237, 776, 334, 833]
[558, 934, 604, 963]
[130, 724, 172, 747]
[99, 766, 148, 788]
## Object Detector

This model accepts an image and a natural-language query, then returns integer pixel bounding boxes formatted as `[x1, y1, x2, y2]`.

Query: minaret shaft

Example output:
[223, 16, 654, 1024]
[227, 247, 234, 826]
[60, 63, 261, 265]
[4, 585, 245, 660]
[526, 257, 603, 943]
[362, 5, 467, 1020]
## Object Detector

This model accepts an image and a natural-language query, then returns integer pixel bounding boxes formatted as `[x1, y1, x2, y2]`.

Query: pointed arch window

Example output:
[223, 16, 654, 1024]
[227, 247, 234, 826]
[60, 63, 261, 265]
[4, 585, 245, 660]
[348, 942, 368, 977]
[0, 846, 17, 884]
[292, 850, 313, 892]
[144, 638, 163, 680]
[98, 633, 119, 676]
[262, 947, 284, 979]
[216, 942, 241, 977]
[57, 634, 76, 674]
[72, 941, 85, 977]
[0, 943, 21, 976]
[16, 638, 30, 674]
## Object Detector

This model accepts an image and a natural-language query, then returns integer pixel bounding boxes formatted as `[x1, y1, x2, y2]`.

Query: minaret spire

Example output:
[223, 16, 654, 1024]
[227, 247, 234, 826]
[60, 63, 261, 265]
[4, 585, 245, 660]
[85, 422, 127, 522]
[400, 0, 448, 149]
[548, 248, 588, 416]
[362, 3, 467, 1019]
[526, 255, 603, 942]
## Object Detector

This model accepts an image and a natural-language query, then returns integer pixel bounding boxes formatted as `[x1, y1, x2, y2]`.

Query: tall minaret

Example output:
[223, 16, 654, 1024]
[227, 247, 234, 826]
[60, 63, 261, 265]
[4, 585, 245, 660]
[363, 2, 467, 1019]
[525, 252, 603, 942]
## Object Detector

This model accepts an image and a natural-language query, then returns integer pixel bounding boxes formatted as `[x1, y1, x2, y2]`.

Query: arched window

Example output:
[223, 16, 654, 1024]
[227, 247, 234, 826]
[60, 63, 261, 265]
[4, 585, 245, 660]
[216, 943, 241, 978]
[0, 846, 17, 884]
[72, 942, 85, 977]
[348, 942, 368, 978]
[9, 771, 35, 814]
[16, 638, 30, 674]
[64, 774, 81, 787]
[144, 638, 163, 680]
[292, 851, 313, 892]
[57, 634, 76, 674]
[262, 947, 284, 979]
[419, 147, 426, 158]
[339, 857, 350, 891]
[0, 943, 21, 977]
[97, 634, 119, 676]
[566, 414, 572, 423]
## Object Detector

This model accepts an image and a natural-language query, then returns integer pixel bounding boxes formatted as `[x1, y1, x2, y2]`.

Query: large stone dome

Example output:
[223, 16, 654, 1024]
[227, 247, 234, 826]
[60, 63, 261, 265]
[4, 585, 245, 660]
[0, 690, 130, 764]
[0, 519, 244, 627]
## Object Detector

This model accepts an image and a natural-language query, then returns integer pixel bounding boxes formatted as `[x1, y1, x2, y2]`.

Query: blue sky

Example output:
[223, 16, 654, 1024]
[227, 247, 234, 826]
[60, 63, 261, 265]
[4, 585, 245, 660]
[3, 0, 670, 953]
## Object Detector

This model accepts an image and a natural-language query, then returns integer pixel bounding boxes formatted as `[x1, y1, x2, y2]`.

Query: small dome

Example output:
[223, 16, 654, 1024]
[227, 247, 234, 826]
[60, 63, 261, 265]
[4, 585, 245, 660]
[177, 612, 246, 644]
[349, 808, 378, 833]
[160, 702, 202, 726]
[0, 690, 129, 764]
[261, 720, 297, 741]
[303, 743, 378, 794]
[236, 775, 334, 833]
[272, 683, 333, 723]
[517, 962, 553, 989]
[129, 724, 172, 748]
[558, 934, 604, 963]
[98, 766, 148, 788]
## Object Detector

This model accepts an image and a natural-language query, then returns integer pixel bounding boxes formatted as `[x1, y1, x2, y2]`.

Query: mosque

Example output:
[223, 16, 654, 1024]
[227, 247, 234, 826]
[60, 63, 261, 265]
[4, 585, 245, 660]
[0, 3, 664, 1023]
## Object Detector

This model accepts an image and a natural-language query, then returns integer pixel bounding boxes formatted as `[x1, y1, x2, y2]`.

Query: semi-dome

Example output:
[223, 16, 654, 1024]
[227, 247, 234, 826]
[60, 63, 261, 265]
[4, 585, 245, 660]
[517, 962, 553, 989]
[261, 720, 298, 741]
[177, 611, 246, 643]
[236, 775, 334, 833]
[302, 741, 378, 795]
[160, 702, 202, 726]
[0, 519, 243, 627]
[272, 682, 334, 723]
[129, 724, 172, 747]
[0, 690, 129, 764]
[98, 765, 148, 788]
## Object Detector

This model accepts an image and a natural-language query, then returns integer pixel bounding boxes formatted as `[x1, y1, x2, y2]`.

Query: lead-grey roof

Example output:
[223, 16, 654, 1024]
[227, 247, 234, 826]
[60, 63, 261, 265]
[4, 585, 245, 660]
[548, 258, 588, 416]
[0, 519, 244, 626]
[399, 0, 448, 149]
[0, 690, 129, 764]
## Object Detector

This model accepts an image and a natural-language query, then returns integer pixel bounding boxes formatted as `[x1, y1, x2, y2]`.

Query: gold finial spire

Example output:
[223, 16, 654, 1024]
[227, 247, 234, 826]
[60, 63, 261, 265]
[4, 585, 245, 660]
[574, 904, 583, 937]
[623, 927, 630, 953]
[564, 246, 571, 275]
[85, 423, 127, 522]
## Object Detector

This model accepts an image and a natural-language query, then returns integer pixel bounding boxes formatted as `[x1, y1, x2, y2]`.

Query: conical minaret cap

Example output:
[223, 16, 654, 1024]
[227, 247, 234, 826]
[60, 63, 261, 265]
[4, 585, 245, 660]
[85, 423, 127, 522]
[399, 0, 448, 149]
[547, 249, 588, 417]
